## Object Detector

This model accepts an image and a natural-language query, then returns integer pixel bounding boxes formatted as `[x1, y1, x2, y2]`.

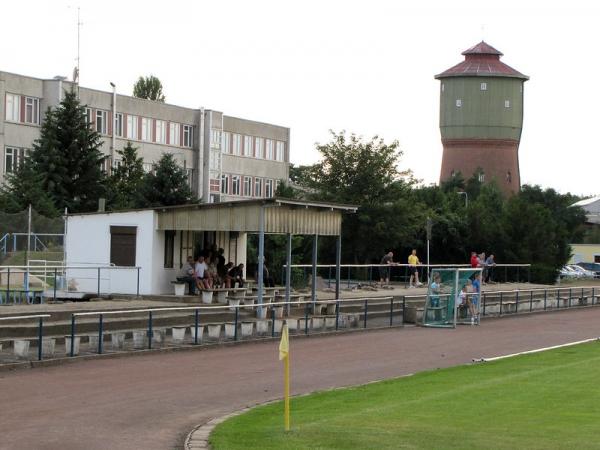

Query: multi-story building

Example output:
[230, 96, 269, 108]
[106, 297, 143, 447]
[0, 70, 290, 203]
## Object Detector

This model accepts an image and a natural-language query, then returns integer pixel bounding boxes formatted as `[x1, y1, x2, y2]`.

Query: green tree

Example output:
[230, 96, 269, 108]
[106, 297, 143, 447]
[2, 90, 105, 213]
[107, 142, 145, 210]
[133, 75, 165, 102]
[138, 153, 194, 207]
[0, 161, 59, 217]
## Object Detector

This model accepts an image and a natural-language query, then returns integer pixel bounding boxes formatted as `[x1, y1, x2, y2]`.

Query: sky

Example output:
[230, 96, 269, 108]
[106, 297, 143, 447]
[2, 0, 599, 196]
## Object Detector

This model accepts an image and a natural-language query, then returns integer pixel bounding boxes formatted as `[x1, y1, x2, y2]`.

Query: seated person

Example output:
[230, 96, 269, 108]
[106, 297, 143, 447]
[194, 255, 209, 291]
[228, 263, 245, 288]
[177, 256, 196, 295]
[256, 261, 275, 288]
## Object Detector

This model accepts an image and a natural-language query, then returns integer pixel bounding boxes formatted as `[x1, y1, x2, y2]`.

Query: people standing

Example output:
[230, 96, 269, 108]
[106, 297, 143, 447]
[470, 251, 479, 269]
[485, 254, 496, 283]
[470, 272, 481, 325]
[408, 249, 423, 288]
[379, 251, 395, 286]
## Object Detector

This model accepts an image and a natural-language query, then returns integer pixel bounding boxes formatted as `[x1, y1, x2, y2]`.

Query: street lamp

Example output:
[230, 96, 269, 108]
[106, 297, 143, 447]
[457, 191, 468, 207]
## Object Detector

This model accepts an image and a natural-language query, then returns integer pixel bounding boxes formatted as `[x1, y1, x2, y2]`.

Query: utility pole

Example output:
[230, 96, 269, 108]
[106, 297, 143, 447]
[426, 217, 432, 283]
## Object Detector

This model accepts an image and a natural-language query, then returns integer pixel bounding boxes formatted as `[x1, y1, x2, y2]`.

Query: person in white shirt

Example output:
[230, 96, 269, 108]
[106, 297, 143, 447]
[194, 255, 209, 291]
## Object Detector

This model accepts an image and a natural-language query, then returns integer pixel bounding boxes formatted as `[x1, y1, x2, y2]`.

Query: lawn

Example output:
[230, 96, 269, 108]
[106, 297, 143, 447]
[210, 342, 600, 449]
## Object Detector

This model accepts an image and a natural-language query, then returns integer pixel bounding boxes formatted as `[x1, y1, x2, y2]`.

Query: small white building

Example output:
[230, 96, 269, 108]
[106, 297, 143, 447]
[65, 199, 355, 296]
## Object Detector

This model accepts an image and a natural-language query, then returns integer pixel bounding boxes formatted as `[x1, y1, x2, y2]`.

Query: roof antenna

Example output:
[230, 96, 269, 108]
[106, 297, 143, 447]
[481, 24, 486, 43]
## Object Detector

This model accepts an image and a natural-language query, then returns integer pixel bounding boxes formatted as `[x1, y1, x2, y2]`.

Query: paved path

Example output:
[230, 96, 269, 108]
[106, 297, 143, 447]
[1, 308, 599, 450]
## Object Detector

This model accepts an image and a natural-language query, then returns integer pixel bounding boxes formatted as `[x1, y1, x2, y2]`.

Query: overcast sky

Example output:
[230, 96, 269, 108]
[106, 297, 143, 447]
[2, 0, 599, 196]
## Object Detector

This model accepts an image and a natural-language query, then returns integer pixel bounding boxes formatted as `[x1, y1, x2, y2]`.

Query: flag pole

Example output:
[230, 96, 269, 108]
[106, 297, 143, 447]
[284, 350, 290, 431]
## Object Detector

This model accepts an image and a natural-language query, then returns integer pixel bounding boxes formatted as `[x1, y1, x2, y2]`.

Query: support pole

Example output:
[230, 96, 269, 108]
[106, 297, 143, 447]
[25, 204, 32, 293]
[335, 234, 341, 301]
[257, 206, 265, 316]
[311, 234, 318, 308]
[285, 233, 292, 315]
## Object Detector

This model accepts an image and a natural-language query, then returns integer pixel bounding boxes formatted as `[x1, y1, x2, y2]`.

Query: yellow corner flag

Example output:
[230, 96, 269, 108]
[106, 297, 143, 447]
[279, 323, 290, 431]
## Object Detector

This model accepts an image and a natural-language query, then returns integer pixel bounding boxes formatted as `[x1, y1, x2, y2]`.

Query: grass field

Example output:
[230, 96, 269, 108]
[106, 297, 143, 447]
[210, 342, 600, 449]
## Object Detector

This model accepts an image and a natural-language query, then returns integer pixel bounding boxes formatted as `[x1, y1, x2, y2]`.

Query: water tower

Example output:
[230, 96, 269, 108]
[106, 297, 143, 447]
[435, 41, 528, 195]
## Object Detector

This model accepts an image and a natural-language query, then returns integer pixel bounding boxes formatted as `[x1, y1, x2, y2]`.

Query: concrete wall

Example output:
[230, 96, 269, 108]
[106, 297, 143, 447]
[570, 244, 600, 264]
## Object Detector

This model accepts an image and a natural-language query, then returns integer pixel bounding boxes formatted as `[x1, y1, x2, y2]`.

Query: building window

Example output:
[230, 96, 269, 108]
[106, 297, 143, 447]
[276, 141, 285, 161]
[265, 179, 274, 198]
[211, 129, 221, 148]
[127, 115, 138, 140]
[254, 177, 263, 197]
[169, 122, 180, 146]
[156, 120, 166, 144]
[456, 99, 462, 108]
[164, 230, 175, 268]
[506, 171, 512, 183]
[85, 108, 93, 127]
[478, 172, 485, 183]
[96, 110, 108, 134]
[113, 159, 122, 169]
[504, 100, 510, 108]
[221, 174, 229, 194]
[222, 132, 231, 154]
[243, 135, 253, 157]
[232, 175, 241, 195]
[114, 113, 123, 137]
[255, 137, 264, 158]
[480, 82, 487, 91]
[25, 97, 40, 124]
[265, 139, 274, 160]
[183, 125, 193, 148]
[5, 93, 20, 122]
[4, 147, 28, 173]
[232, 133, 242, 155]
[243, 176, 252, 196]
[143, 162, 153, 173]
[141, 118, 152, 141]
[110, 226, 137, 267]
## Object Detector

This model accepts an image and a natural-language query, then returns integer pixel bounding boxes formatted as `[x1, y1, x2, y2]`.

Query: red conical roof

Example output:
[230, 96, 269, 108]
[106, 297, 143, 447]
[435, 41, 528, 80]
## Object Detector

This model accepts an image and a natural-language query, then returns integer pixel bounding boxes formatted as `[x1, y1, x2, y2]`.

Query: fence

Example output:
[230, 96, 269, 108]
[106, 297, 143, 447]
[0, 314, 51, 361]
[0, 265, 142, 304]
[283, 263, 532, 288]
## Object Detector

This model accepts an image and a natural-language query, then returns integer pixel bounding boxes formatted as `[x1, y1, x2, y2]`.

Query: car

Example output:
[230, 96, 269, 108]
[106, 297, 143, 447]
[560, 265, 582, 279]
[566, 264, 596, 278]
[576, 262, 600, 279]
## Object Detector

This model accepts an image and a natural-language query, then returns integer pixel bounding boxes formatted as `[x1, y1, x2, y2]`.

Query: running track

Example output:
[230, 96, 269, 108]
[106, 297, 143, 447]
[1, 308, 599, 450]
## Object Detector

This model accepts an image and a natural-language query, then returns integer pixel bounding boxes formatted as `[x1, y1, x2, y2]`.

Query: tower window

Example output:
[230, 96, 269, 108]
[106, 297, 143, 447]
[506, 171, 512, 183]
[478, 172, 485, 183]
[480, 82, 487, 91]
[504, 100, 510, 108]
[456, 99, 462, 108]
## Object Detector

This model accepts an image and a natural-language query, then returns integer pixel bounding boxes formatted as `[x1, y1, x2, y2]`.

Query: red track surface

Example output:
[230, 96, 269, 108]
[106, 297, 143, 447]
[1, 308, 599, 450]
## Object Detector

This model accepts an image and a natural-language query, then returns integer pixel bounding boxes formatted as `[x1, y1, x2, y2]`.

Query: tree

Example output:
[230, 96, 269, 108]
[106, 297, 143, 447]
[107, 142, 145, 210]
[138, 153, 194, 207]
[1, 90, 105, 213]
[0, 161, 59, 217]
[133, 75, 165, 102]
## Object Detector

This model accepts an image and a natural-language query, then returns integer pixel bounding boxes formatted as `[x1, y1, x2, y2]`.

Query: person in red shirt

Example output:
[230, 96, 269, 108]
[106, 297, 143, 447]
[470, 252, 479, 268]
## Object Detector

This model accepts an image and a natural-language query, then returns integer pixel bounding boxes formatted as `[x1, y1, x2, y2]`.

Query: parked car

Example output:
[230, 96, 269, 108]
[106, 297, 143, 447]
[560, 265, 582, 279]
[576, 262, 600, 279]
[566, 264, 596, 278]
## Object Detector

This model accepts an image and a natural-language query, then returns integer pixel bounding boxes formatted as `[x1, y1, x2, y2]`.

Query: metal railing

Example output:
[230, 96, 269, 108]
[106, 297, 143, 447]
[0, 264, 142, 304]
[283, 263, 532, 288]
[0, 314, 51, 361]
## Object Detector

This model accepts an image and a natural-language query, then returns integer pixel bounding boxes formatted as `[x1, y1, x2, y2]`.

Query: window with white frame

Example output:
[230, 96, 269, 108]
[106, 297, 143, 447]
[96, 110, 108, 134]
[243, 135, 253, 157]
[276, 141, 285, 161]
[211, 129, 221, 148]
[183, 125, 193, 147]
[504, 100, 510, 108]
[155, 120, 166, 144]
[265, 139, 274, 160]
[4, 147, 28, 173]
[254, 177, 263, 197]
[232, 175, 241, 195]
[480, 82, 487, 91]
[265, 179, 274, 198]
[243, 176, 252, 196]
[456, 99, 462, 108]
[141, 118, 152, 141]
[114, 113, 123, 137]
[221, 174, 229, 194]
[169, 122, 180, 146]
[222, 132, 231, 154]
[143, 162, 153, 173]
[255, 137, 264, 158]
[232, 133, 242, 155]
[85, 108, 93, 127]
[478, 172, 485, 182]
[5, 94, 20, 122]
[113, 159, 122, 169]
[25, 97, 40, 124]
[127, 115, 138, 140]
